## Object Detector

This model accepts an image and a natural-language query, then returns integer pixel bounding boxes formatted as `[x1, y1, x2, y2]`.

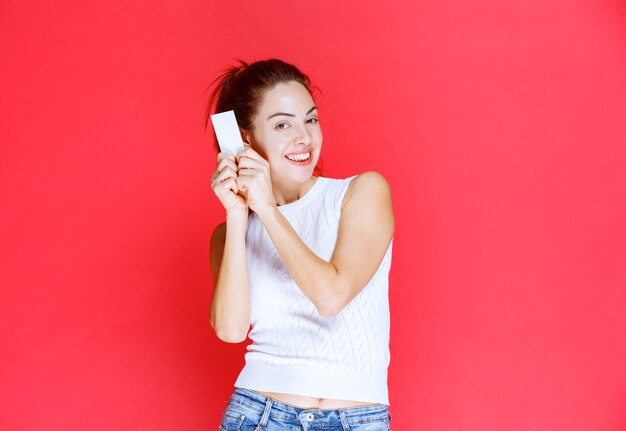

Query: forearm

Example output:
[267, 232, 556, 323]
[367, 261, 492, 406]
[256, 206, 346, 317]
[210, 212, 250, 342]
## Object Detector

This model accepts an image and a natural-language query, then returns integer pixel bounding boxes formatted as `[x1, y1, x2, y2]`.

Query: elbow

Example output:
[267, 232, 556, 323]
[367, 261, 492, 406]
[218, 331, 248, 343]
[213, 325, 248, 343]
[317, 307, 341, 319]
[315, 298, 348, 318]
[210, 316, 248, 343]
[314, 279, 357, 318]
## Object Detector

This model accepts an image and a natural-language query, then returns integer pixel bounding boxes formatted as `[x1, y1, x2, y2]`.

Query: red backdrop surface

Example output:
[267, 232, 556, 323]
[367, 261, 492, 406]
[1, 1, 625, 430]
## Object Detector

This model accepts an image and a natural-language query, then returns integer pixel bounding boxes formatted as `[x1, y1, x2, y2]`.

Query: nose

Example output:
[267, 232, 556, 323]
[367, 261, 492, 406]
[294, 123, 312, 146]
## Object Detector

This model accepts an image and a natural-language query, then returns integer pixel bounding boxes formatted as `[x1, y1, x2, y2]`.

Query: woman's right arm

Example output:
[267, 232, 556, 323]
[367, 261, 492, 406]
[209, 153, 250, 343]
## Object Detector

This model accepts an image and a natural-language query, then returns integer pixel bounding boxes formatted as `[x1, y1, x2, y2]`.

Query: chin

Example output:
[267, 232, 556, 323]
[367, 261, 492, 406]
[293, 170, 317, 183]
[274, 167, 314, 185]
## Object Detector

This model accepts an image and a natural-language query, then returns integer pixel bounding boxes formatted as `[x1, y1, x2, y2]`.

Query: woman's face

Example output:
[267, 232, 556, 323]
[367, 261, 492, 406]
[246, 81, 322, 186]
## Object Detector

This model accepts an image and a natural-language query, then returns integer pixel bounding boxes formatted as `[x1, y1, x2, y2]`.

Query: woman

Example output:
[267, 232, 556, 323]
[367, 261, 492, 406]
[208, 59, 394, 430]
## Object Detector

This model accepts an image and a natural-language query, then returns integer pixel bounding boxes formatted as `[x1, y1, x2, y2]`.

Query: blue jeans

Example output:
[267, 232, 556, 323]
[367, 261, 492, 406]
[219, 388, 392, 430]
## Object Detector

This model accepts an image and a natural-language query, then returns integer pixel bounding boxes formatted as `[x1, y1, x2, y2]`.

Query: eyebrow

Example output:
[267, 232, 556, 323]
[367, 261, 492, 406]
[267, 106, 317, 121]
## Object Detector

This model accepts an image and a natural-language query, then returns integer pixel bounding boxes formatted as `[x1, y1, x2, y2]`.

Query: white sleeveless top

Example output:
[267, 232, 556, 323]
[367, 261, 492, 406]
[234, 175, 393, 405]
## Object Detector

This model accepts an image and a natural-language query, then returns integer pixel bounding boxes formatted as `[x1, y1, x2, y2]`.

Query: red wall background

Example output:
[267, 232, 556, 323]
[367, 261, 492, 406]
[2, 1, 625, 430]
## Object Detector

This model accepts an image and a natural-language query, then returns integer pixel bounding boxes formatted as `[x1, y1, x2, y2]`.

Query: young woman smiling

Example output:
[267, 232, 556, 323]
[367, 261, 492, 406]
[207, 59, 394, 431]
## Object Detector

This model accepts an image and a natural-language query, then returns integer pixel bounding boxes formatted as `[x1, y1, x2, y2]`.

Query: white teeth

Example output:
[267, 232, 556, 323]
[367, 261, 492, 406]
[285, 152, 311, 162]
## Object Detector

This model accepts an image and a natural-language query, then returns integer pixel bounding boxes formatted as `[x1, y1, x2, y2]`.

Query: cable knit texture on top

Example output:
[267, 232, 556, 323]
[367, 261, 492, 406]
[234, 176, 393, 405]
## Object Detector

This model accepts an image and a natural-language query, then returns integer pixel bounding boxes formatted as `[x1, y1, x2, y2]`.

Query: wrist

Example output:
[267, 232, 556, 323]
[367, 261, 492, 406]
[225, 209, 249, 225]
[253, 203, 279, 221]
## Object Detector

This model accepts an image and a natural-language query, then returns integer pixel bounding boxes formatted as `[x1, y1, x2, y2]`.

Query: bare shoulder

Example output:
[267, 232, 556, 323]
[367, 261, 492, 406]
[341, 171, 392, 211]
[336, 171, 395, 257]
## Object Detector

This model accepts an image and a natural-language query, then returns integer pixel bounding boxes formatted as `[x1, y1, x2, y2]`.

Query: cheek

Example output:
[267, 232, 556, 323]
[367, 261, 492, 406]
[314, 131, 323, 149]
[313, 127, 323, 142]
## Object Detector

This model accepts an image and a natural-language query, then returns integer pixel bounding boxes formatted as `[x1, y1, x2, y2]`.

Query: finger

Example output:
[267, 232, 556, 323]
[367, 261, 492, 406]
[212, 164, 237, 182]
[212, 167, 238, 186]
[237, 156, 271, 176]
[237, 163, 265, 175]
[217, 162, 238, 176]
[217, 156, 238, 172]
[235, 147, 253, 159]
[235, 173, 265, 194]
[217, 177, 239, 195]
[236, 148, 268, 166]
[237, 158, 266, 172]
[236, 168, 261, 177]
[217, 152, 237, 162]
[235, 176, 251, 192]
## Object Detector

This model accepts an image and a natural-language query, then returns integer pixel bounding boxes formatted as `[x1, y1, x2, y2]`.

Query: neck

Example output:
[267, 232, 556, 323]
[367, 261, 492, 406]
[272, 176, 318, 206]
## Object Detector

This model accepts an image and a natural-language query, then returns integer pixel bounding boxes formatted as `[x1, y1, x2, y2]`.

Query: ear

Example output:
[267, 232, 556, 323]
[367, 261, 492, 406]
[240, 129, 252, 147]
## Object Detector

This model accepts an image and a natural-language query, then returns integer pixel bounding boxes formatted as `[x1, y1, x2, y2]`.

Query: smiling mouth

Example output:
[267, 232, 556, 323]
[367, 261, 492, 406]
[285, 152, 311, 162]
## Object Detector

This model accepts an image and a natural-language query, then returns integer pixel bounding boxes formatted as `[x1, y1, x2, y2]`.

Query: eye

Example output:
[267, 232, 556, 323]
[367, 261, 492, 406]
[275, 122, 290, 130]
[306, 117, 319, 125]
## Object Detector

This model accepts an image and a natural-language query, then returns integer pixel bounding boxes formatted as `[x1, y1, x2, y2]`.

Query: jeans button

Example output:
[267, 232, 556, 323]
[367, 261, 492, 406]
[306, 412, 314, 421]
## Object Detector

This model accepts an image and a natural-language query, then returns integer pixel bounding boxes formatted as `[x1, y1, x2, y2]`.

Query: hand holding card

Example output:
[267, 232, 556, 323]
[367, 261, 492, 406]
[210, 110, 246, 154]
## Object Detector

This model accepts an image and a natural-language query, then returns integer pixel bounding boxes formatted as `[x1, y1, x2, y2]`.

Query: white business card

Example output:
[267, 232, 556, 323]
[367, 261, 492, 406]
[210, 110, 245, 154]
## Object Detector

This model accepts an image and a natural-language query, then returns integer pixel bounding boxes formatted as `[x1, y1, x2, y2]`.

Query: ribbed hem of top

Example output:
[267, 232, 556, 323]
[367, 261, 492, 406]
[234, 359, 389, 406]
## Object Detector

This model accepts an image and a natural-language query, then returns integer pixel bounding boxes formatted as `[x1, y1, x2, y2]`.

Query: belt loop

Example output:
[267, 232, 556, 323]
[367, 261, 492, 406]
[339, 409, 351, 431]
[258, 397, 273, 427]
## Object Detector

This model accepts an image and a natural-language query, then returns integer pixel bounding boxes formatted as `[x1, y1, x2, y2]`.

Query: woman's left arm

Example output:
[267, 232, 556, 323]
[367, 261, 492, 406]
[255, 171, 395, 317]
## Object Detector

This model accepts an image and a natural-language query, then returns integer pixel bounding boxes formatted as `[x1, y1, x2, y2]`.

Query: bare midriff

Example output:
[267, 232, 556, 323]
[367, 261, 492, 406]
[254, 390, 378, 409]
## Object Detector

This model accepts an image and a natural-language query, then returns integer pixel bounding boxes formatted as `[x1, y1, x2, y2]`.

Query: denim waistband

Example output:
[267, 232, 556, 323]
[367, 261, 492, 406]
[225, 387, 390, 427]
